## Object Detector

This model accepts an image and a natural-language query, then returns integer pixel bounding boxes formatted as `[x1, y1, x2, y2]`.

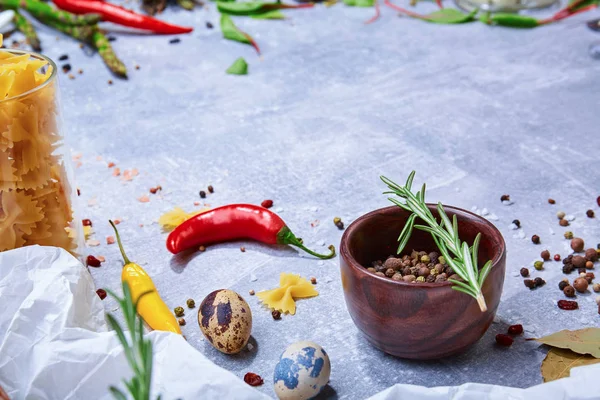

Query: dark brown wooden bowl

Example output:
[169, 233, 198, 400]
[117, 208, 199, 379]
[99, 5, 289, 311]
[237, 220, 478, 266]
[340, 205, 506, 360]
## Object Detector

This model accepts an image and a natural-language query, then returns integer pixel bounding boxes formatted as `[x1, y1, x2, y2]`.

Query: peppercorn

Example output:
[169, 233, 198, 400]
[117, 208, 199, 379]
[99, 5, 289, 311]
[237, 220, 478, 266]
[557, 300, 578, 310]
[199, 190, 206, 198]
[586, 261, 594, 269]
[434, 264, 444, 274]
[435, 274, 447, 283]
[534, 261, 544, 271]
[562, 265, 574, 274]
[426, 275, 436, 283]
[563, 285, 576, 297]
[572, 256, 586, 269]
[108, 80, 113, 85]
[508, 324, 523, 335]
[174, 306, 184, 317]
[261, 199, 273, 208]
[392, 273, 403, 281]
[403, 275, 416, 282]
[557, 211, 566, 219]
[87, 255, 102, 267]
[531, 235, 540, 244]
[428, 252, 439, 263]
[587, 209, 595, 218]
[534, 277, 545, 287]
[207, 185, 214, 193]
[186, 298, 195, 308]
[82, 218, 93, 227]
[438, 256, 446, 265]
[495, 334, 513, 346]
[564, 231, 574, 240]
[571, 238, 585, 252]
[512, 219, 521, 228]
[524, 279, 536, 289]
[559, 219, 569, 227]
[178, 318, 186, 326]
[540, 250, 550, 261]
[500, 194, 510, 202]
[593, 284, 600, 293]
[240, 246, 246, 252]
[375, 271, 385, 277]
[586, 248, 599, 262]
[272, 310, 281, 320]
[573, 277, 588, 293]
[554, 254, 561, 261]
[597, 296, 600, 305]
[384, 258, 404, 271]
[420, 255, 431, 263]
[548, 198, 556, 204]
[558, 281, 569, 291]
[249, 289, 255, 295]
[206, 21, 214, 29]
[199, 245, 206, 252]
[519, 267, 529, 277]
[418, 266, 430, 277]
[585, 272, 595, 283]
[416, 276, 425, 282]
[169, 38, 181, 44]
[96, 288, 107, 300]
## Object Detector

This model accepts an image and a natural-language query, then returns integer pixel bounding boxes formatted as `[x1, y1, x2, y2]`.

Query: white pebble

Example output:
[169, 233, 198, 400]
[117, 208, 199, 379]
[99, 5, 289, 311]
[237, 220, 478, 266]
[508, 223, 519, 230]
[486, 214, 498, 221]
[565, 215, 576, 222]
[250, 273, 257, 282]
[481, 208, 489, 216]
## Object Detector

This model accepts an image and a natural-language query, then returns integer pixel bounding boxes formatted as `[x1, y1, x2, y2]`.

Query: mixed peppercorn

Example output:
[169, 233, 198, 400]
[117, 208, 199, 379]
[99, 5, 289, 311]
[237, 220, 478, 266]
[368, 250, 460, 283]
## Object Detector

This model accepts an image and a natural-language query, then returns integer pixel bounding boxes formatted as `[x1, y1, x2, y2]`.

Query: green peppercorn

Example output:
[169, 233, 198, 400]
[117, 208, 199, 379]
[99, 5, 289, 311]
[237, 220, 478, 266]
[438, 256, 446, 265]
[420, 255, 430, 263]
[186, 298, 195, 308]
[174, 306, 184, 317]
[564, 231, 574, 240]
[416, 276, 425, 282]
[534, 261, 544, 271]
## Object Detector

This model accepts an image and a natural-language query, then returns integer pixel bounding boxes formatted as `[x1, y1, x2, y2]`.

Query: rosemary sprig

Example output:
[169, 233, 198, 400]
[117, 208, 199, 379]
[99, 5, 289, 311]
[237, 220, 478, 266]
[381, 171, 493, 312]
[106, 282, 159, 400]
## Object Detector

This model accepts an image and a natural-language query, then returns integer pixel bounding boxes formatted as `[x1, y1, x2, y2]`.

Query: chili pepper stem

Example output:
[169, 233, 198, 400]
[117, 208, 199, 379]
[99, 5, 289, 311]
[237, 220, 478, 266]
[110, 220, 131, 265]
[539, 4, 597, 24]
[364, 0, 381, 24]
[278, 227, 336, 259]
[435, 0, 443, 8]
[383, 0, 428, 18]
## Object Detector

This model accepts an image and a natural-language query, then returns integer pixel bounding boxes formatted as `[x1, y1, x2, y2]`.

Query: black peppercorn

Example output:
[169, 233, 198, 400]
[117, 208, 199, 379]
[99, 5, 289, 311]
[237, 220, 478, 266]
[562, 264, 574, 274]
[208, 185, 214, 193]
[512, 219, 521, 228]
[520, 267, 529, 277]
[587, 209, 595, 218]
[558, 281, 569, 291]
[501, 194, 510, 202]
[534, 277, 545, 287]
[563, 285, 576, 297]
[541, 250, 550, 261]
[199, 190, 206, 198]
[385, 268, 395, 277]
[532, 235, 540, 244]
[272, 310, 282, 320]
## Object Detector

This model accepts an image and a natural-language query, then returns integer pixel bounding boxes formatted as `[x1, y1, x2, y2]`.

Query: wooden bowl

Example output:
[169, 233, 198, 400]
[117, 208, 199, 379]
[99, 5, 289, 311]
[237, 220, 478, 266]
[340, 205, 506, 360]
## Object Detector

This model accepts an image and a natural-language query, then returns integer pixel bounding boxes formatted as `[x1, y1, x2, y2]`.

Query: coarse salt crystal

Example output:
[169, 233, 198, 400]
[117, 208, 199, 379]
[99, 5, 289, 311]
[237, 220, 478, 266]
[508, 223, 519, 230]
[318, 261, 324, 266]
[275, 207, 284, 213]
[481, 208, 489, 216]
[250, 274, 257, 282]
[486, 214, 498, 221]
[471, 206, 478, 212]
[565, 215, 576, 222]
[311, 206, 319, 212]
[502, 200, 513, 206]
[317, 240, 325, 246]
[549, 228, 555, 235]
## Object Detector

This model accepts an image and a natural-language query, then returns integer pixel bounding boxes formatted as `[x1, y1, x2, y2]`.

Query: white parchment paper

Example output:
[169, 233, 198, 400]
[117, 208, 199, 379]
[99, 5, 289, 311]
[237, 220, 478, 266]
[0, 246, 599, 400]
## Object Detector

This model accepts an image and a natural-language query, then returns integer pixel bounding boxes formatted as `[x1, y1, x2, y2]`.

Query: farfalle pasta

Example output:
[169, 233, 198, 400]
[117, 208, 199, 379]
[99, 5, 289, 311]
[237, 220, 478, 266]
[257, 273, 319, 315]
[0, 35, 82, 254]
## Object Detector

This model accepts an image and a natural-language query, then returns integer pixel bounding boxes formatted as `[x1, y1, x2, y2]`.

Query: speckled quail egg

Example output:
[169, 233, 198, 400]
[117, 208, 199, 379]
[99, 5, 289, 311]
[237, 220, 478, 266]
[198, 289, 252, 354]
[273, 341, 331, 399]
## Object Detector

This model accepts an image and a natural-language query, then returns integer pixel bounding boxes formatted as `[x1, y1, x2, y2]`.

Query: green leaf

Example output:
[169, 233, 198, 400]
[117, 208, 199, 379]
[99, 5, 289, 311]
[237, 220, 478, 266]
[396, 213, 416, 254]
[251, 9, 286, 18]
[450, 285, 476, 297]
[541, 347, 600, 383]
[423, 8, 477, 24]
[344, 0, 375, 6]
[217, 1, 266, 15]
[486, 13, 539, 28]
[220, 14, 260, 54]
[405, 171, 416, 191]
[226, 57, 249, 75]
[471, 232, 481, 271]
[533, 328, 600, 358]
[478, 260, 493, 288]
[109, 386, 127, 400]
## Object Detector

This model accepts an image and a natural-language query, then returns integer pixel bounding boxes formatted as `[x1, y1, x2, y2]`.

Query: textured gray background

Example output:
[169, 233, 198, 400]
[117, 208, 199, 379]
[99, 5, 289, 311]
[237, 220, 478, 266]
[26, 3, 600, 398]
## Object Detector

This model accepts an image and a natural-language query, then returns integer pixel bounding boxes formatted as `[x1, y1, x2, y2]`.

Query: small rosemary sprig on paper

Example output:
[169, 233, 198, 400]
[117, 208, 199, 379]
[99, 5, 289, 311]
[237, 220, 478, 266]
[381, 171, 493, 312]
[106, 282, 159, 400]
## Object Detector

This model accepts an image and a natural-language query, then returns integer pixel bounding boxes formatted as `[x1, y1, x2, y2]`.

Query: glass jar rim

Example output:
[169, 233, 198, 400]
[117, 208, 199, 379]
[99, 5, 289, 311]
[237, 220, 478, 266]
[0, 49, 57, 104]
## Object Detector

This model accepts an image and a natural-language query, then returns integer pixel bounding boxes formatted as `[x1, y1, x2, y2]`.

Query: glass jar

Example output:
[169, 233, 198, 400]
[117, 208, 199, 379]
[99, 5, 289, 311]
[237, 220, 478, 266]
[0, 50, 83, 256]
[455, 0, 557, 12]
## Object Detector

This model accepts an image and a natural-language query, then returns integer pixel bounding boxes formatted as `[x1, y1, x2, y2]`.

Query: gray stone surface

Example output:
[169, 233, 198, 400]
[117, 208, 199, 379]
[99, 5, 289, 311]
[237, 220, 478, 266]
[30, 4, 600, 399]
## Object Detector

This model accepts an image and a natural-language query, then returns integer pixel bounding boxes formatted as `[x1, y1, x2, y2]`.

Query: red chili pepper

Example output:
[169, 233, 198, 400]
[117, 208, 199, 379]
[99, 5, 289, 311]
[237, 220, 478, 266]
[52, 0, 193, 34]
[166, 204, 335, 259]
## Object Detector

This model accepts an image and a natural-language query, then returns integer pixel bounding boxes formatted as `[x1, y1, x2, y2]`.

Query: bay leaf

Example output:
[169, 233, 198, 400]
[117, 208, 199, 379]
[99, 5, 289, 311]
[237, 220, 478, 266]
[534, 328, 600, 358]
[541, 347, 600, 382]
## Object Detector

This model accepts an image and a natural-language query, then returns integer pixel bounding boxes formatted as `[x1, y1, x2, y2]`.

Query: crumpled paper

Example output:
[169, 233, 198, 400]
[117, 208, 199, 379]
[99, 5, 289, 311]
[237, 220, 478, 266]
[1, 246, 600, 400]
[0, 246, 268, 400]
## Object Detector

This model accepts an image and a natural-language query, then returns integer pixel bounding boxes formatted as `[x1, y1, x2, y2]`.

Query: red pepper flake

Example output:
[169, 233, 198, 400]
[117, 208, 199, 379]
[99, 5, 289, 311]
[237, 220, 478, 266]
[106, 236, 116, 245]
[113, 219, 121, 225]
[96, 289, 107, 300]
[138, 195, 150, 203]
[149, 185, 162, 194]
[495, 334, 513, 346]
[507, 324, 523, 335]
[82, 218, 93, 227]
[77, 188, 81, 196]
[243, 372, 264, 387]
[310, 220, 320, 228]
[112, 167, 121, 176]
[87, 255, 102, 267]
[557, 300, 579, 310]
[261, 199, 273, 208]
[108, 162, 115, 168]
[194, 201, 201, 206]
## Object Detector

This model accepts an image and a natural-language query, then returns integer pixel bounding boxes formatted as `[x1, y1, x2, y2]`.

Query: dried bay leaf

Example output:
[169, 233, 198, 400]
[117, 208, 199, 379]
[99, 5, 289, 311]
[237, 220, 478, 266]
[533, 328, 600, 358]
[541, 347, 600, 382]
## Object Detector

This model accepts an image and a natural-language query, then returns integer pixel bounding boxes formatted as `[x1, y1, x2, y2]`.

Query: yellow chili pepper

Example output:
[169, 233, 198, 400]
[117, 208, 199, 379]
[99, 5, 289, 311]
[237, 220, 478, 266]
[110, 220, 181, 334]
